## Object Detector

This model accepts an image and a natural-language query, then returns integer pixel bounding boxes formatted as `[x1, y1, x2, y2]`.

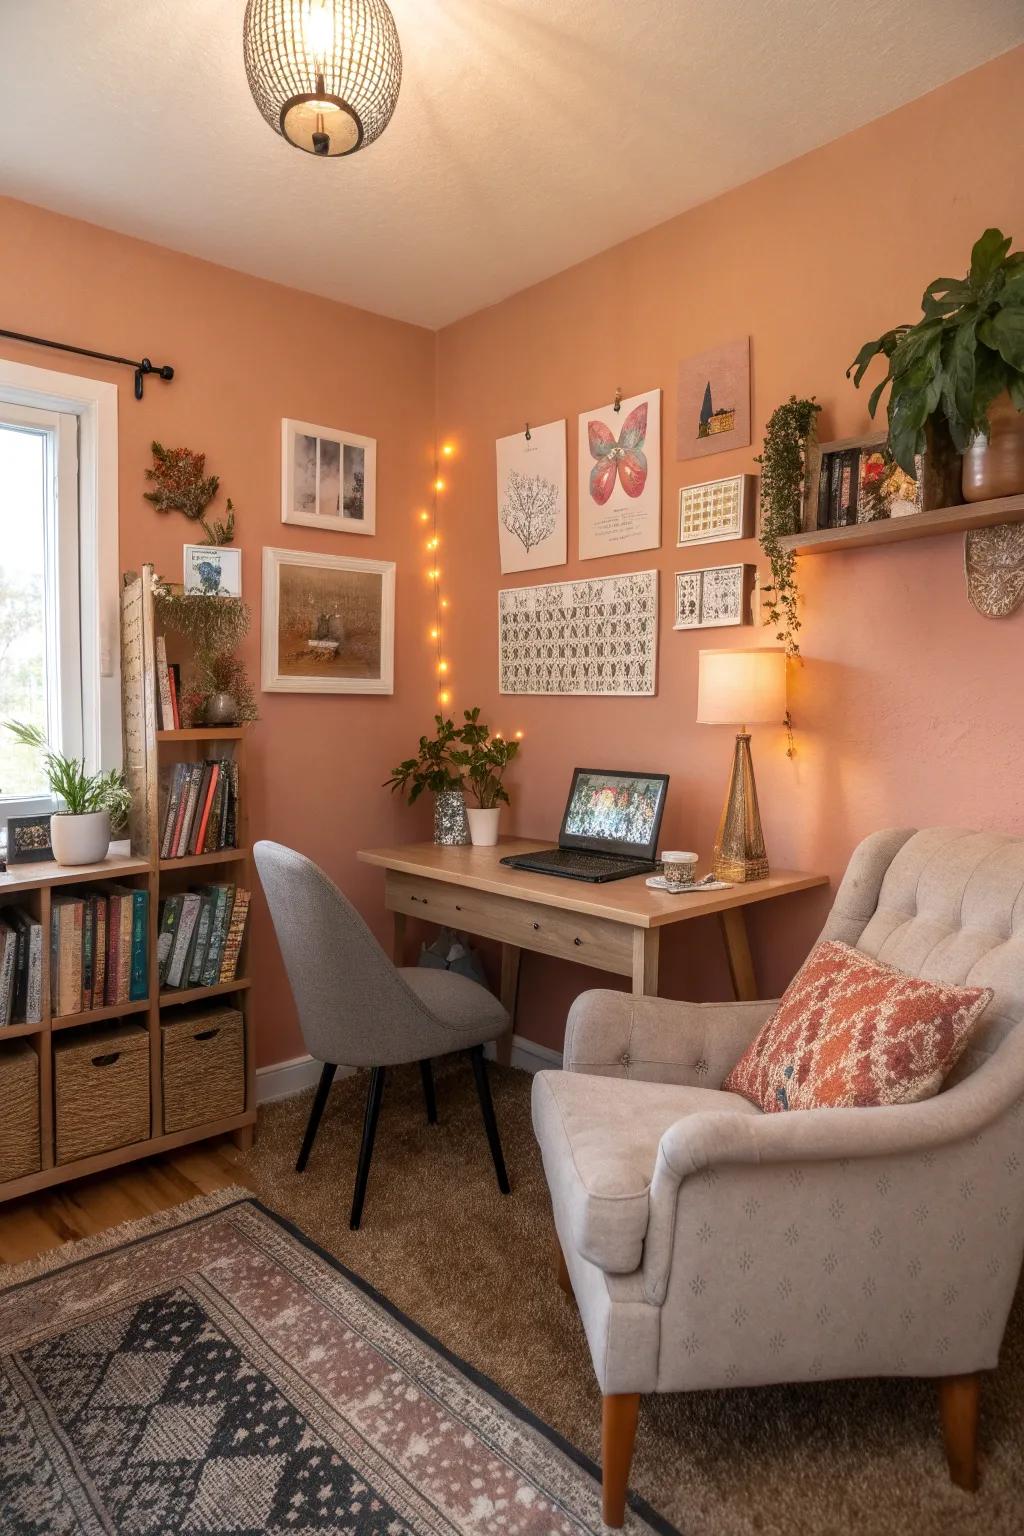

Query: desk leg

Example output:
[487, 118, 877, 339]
[631, 929, 660, 996]
[720, 907, 757, 1000]
[497, 944, 521, 1068]
[392, 911, 407, 967]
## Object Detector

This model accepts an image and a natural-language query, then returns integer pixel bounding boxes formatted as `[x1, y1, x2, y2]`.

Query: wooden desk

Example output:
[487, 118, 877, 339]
[358, 840, 828, 1065]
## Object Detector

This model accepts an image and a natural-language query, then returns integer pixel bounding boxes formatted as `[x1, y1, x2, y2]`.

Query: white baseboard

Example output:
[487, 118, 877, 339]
[256, 1035, 560, 1103]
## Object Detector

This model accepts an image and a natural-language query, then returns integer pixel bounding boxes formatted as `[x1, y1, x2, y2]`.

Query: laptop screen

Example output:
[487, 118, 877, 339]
[558, 768, 669, 859]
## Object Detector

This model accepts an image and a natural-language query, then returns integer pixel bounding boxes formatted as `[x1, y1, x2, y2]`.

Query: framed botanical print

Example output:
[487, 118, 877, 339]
[281, 418, 376, 535]
[262, 547, 395, 694]
[674, 563, 756, 630]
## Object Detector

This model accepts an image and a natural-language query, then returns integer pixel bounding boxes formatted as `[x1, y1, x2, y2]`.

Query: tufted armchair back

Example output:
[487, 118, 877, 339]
[820, 827, 1024, 1068]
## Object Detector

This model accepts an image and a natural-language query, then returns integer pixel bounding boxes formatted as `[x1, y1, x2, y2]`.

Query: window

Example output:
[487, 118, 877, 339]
[0, 360, 119, 829]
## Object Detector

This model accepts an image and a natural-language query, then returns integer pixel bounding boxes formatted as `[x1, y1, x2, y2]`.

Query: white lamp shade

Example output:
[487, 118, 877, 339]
[696, 647, 786, 726]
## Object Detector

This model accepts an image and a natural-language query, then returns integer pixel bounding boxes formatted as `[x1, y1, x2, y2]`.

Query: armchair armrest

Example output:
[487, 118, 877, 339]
[564, 988, 778, 1086]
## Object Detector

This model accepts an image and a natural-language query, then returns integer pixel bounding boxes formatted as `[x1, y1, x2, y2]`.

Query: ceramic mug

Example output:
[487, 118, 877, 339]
[662, 851, 698, 889]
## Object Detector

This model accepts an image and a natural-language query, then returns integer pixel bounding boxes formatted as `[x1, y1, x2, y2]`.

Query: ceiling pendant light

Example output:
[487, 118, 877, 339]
[243, 0, 402, 158]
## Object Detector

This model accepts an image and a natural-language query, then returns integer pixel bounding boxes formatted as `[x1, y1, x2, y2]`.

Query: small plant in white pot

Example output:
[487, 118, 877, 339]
[5, 721, 132, 866]
[452, 708, 521, 847]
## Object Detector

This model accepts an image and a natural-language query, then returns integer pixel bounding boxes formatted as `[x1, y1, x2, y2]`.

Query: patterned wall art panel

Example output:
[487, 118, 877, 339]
[495, 419, 567, 574]
[674, 563, 756, 630]
[677, 473, 755, 546]
[577, 390, 661, 561]
[499, 569, 658, 696]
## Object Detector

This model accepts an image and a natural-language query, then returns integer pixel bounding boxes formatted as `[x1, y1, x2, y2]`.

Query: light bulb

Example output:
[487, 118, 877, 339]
[441, 598, 449, 609]
[439, 689, 451, 705]
[303, 1, 334, 58]
[434, 477, 445, 492]
[418, 510, 430, 523]
[515, 730, 524, 739]
[438, 660, 449, 674]
[441, 443, 454, 458]
[429, 627, 439, 640]
[427, 536, 439, 550]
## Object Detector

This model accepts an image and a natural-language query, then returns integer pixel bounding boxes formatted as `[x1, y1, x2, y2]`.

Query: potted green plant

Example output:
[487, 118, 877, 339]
[848, 227, 1024, 502]
[5, 721, 132, 865]
[384, 715, 470, 845]
[451, 708, 521, 847]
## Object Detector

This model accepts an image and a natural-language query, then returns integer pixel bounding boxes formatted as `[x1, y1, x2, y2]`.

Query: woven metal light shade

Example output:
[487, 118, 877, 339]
[243, 0, 402, 157]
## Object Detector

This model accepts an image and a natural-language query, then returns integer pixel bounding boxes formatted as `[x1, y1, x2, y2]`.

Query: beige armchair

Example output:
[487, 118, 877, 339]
[532, 828, 1024, 1525]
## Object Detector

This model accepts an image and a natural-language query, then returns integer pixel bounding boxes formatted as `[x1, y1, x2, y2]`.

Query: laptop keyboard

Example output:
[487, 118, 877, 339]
[502, 848, 654, 882]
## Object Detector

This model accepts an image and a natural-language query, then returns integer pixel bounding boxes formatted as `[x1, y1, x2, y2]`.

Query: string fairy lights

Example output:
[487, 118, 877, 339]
[425, 439, 456, 707]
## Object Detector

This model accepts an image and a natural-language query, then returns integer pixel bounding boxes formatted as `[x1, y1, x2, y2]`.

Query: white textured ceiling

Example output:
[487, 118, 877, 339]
[1, 1, 1021, 328]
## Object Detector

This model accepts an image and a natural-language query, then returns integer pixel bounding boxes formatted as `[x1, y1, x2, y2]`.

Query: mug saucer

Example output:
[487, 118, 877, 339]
[646, 875, 733, 892]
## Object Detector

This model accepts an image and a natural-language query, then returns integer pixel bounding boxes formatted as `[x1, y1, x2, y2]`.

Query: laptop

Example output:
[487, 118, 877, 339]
[500, 768, 669, 883]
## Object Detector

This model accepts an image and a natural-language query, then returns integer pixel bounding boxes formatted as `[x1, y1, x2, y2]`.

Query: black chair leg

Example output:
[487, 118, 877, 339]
[350, 1066, 386, 1230]
[419, 1058, 438, 1124]
[296, 1062, 337, 1172]
[469, 1045, 510, 1194]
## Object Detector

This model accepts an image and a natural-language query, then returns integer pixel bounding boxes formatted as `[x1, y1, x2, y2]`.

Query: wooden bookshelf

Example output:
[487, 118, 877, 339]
[0, 566, 256, 1205]
[779, 491, 1024, 556]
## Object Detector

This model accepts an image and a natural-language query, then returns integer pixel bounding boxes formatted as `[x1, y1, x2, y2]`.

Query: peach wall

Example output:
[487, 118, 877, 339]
[436, 47, 1024, 1051]
[0, 196, 437, 1067]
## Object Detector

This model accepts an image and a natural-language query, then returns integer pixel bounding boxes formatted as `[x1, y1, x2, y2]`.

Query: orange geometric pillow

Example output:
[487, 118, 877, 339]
[723, 939, 992, 1113]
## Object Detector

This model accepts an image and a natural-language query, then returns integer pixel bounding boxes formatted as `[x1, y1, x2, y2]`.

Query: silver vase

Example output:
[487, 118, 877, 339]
[433, 789, 470, 846]
[205, 691, 239, 726]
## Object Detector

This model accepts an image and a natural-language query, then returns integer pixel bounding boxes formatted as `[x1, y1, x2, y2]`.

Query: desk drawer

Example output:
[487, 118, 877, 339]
[385, 871, 634, 976]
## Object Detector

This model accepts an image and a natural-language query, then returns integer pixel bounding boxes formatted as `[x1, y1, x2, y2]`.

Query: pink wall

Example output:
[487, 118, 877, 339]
[3, 45, 1022, 1065]
[0, 197, 437, 1067]
[435, 48, 1024, 1050]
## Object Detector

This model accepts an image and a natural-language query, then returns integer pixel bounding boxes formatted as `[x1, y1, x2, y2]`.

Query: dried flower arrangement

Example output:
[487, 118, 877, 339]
[154, 582, 258, 725]
[144, 441, 236, 546]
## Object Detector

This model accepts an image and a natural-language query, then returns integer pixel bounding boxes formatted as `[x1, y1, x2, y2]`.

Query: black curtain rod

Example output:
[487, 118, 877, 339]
[0, 328, 174, 400]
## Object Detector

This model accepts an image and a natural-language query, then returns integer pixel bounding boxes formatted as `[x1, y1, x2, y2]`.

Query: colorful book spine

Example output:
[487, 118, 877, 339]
[160, 764, 186, 859]
[105, 891, 121, 1006]
[175, 764, 204, 858]
[10, 911, 30, 1023]
[187, 892, 215, 988]
[218, 889, 250, 982]
[129, 890, 149, 1001]
[187, 764, 214, 856]
[92, 895, 107, 1009]
[156, 634, 174, 731]
[225, 759, 239, 847]
[193, 763, 220, 856]
[0, 924, 15, 1025]
[168, 663, 181, 730]
[81, 898, 95, 1011]
[118, 893, 133, 1003]
[157, 895, 184, 985]
[166, 893, 202, 988]
[204, 772, 225, 853]
[201, 886, 233, 987]
[26, 921, 42, 1024]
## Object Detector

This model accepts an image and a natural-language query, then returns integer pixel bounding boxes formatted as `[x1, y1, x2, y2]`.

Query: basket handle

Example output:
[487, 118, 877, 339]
[92, 1051, 120, 1067]
[194, 1028, 220, 1041]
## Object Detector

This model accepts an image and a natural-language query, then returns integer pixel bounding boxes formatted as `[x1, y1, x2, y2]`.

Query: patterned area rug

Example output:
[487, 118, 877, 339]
[0, 1189, 675, 1536]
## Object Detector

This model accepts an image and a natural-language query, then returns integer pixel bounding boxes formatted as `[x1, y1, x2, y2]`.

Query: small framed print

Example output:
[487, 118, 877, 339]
[6, 813, 53, 864]
[183, 545, 242, 597]
[262, 547, 395, 695]
[282, 418, 376, 535]
[678, 473, 755, 546]
[674, 563, 756, 630]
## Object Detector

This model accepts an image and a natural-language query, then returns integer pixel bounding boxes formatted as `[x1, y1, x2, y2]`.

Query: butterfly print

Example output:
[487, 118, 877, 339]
[588, 402, 648, 504]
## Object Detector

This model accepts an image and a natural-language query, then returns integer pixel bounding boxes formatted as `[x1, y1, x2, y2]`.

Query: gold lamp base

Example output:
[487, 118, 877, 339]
[713, 732, 769, 882]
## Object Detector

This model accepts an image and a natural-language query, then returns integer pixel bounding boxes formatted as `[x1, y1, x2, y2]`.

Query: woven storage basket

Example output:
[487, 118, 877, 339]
[0, 1039, 40, 1182]
[161, 1005, 244, 1133]
[54, 1023, 150, 1165]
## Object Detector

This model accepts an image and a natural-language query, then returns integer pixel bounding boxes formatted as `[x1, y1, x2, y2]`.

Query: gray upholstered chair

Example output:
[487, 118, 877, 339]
[532, 828, 1024, 1524]
[255, 840, 511, 1228]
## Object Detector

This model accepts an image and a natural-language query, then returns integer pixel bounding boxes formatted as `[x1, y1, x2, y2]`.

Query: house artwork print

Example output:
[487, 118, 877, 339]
[676, 338, 751, 460]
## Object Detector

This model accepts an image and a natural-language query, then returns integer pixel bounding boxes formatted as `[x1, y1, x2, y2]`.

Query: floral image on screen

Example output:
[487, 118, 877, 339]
[564, 772, 664, 846]
[282, 419, 376, 535]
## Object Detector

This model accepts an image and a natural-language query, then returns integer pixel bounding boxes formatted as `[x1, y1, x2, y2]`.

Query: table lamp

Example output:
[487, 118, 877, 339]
[696, 647, 786, 882]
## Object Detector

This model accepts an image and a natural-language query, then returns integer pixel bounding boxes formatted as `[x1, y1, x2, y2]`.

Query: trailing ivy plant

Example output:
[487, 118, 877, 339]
[756, 395, 821, 658]
[848, 227, 1024, 475]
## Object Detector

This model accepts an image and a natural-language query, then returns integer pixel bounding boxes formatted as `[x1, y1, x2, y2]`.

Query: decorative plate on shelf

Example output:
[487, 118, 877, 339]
[964, 522, 1024, 618]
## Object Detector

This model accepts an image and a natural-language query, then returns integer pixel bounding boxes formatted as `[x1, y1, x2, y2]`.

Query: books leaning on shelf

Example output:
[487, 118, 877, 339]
[158, 884, 250, 993]
[0, 909, 44, 1026]
[155, 635, 182, 730]
[48, 888, 150, 1018]
[159, 758, 240, 859]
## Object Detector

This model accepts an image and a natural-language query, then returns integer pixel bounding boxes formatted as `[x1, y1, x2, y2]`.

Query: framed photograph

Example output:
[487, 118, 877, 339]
[676, 338, 751, 460]
[281, 418, 376, 535]
[6, 813, 53, 864]
[183, 544, 242, 596]
[678, 473, 755, 546]
[674, 563, 756, 630]
[262, 547, 395, 694]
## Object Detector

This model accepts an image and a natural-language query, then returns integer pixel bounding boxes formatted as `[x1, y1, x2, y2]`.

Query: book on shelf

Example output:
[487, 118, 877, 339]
[158, 758, 240, 859]
[156, 634, 175, 731]
[48, 888, 149, 1018]
[159, 882, 249, 992]
[1, 908, 43, 1027]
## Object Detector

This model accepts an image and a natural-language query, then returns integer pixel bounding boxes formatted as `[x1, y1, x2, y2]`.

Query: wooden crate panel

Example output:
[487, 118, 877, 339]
[161, 1005, 245, 1134]
[0, 1040, 40, 1182]
[54, 1023, 150, 1165]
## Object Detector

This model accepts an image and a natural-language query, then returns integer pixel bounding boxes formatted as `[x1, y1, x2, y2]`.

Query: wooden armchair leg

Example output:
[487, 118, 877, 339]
[554, 1237, 573, 1298]
[938, 1374, 980, 1492]
[602, 1392, 640, 1528]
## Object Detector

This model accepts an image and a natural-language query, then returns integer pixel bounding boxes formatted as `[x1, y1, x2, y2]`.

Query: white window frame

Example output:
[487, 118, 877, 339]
[0, 358, 120, 821]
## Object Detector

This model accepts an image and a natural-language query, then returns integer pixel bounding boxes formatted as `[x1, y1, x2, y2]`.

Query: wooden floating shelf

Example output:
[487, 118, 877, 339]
[160, 977, 251, 1009]
[780, 491, 1024, 556]
[157, 727, 245, 742]
[159, 847, 248, 871]
[51, 997, 152, 1032]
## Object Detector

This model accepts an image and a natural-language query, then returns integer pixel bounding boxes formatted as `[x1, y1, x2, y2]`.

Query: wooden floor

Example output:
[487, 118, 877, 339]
[0, 1138, 251, 1266]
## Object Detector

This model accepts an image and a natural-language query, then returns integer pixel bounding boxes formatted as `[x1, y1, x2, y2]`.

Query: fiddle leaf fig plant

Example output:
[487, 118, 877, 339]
[848, 227, 1024, 476]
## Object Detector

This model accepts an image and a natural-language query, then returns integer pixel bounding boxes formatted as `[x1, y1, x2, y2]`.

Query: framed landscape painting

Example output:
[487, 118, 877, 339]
[262, 547, 395, 694]
[281, 418, 377, 535]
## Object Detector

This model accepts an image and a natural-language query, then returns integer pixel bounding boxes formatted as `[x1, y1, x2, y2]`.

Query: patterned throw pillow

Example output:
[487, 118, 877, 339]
[724, 939, 992, 1113]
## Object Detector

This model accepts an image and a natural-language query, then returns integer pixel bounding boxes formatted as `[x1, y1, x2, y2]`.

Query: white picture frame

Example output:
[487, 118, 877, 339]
[262, 546, 395, 694]
[677, 473, 755, 546]
[673, 563, 756, 630]
[182, 544, 242, 597]
[281, 417, 377, 535]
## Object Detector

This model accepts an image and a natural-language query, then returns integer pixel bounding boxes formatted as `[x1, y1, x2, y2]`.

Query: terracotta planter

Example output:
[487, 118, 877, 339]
[466, 807, 501, 846]
[962, 392, 1024, 503]
[50, 810, 110, 866]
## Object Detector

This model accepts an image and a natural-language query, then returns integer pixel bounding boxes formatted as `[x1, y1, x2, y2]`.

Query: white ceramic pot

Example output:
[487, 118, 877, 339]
[50, 809, 111, 866]
[467, 807, 501, 847]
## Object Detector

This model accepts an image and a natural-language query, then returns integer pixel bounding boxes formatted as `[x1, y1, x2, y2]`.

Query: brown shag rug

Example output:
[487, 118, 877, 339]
[241, 1057, 1024, 1536]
